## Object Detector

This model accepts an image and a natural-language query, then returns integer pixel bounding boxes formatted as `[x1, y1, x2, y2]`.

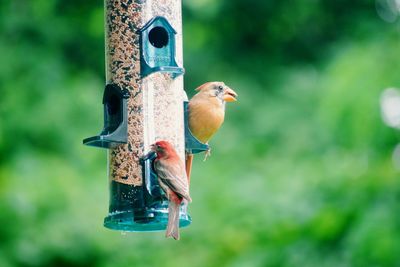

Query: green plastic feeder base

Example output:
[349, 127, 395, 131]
[104, 181, 191, 232]
[103, 204, 192, 232]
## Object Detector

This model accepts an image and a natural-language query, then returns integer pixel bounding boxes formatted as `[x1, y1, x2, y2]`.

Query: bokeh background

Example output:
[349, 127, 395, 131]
[1, 0, 400, 266]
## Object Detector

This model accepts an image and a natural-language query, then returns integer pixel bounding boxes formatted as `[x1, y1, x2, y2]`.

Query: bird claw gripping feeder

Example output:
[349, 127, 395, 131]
[83, 0, 207, 232]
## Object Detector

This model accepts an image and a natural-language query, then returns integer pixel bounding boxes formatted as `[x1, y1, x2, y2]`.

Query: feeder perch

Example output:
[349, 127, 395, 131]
[83, 0, 190, 232]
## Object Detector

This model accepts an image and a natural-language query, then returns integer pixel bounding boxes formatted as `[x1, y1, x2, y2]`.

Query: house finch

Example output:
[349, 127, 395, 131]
[186, 82, 238, 181]
[150, 141, 192, 240]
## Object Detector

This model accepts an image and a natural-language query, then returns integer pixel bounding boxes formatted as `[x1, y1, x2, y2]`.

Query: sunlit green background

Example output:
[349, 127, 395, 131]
[1, 0, 400, 266]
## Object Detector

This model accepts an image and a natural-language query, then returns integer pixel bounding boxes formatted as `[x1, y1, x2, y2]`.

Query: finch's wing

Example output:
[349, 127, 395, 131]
[155, 159, 191, 202]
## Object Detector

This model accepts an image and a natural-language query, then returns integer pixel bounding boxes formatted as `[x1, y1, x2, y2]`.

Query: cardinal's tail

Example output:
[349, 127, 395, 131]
[166, 200, 180, 240]
[185, 153, 194, 185]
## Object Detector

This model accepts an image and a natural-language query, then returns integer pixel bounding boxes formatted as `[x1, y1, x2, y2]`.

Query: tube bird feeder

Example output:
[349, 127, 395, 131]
[83, 0, 201, 232]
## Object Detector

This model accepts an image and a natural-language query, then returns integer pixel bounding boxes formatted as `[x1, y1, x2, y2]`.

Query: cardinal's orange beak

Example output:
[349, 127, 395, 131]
[223, 87, 238, 102]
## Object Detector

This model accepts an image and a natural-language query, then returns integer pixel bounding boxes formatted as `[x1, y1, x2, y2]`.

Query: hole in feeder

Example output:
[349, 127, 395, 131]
[107, 93, 120, 115]
[148, 26, 169, 48]
[104, 90, 123, 134]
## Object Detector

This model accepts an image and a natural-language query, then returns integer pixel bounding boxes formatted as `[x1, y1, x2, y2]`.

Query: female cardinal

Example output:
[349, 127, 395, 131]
[186, 82, 238, 180]
[151, 141, 192, 240]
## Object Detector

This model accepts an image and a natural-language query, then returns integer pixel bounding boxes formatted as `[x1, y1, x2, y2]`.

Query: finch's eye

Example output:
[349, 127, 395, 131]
[217, 85, 224, 92]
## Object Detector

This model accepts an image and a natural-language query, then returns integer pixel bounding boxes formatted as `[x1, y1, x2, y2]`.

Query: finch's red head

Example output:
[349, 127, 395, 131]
[150, 141, 178, 158]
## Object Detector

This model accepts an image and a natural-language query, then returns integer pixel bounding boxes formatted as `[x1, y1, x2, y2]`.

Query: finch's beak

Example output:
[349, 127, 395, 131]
[223, 87, 238, 102]
[142, 148, 157, 161]
[150, 144, 156, 152]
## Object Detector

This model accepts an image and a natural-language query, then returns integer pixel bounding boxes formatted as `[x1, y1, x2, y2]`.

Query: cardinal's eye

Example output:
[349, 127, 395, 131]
[217, 85, 223, 92]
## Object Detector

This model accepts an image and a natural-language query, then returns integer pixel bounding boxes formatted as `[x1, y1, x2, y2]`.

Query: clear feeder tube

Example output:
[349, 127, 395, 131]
[103, 0, 189, 231]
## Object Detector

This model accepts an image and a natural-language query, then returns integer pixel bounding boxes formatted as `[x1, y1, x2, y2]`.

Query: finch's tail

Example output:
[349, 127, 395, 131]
[185, 153, 193, 185]
[166, 200, 180, 240]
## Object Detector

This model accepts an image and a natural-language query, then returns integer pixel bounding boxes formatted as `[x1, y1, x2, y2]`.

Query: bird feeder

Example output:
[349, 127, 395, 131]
[82, 0, 209, 232]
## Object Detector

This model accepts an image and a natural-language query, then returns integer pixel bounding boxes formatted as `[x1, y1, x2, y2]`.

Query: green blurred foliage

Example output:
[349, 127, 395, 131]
[1, 0, 400, 266]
